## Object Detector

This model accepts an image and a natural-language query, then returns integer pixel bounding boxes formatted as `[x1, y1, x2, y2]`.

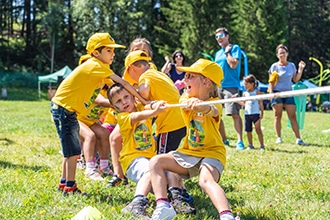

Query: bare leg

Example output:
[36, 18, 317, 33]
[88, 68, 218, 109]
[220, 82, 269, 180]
[150, 154, 189, 200]
[254, 119, 264, 146]
[135, 172, 152, 196]
[198, 164, 231, 213]
[65, 155, 78, 181]
[110, 125, 124, 178]
[219, 119, 228, 141]
[232, 113, 243, 141]
[285, 104, 301, 139]
[90, 123, 110, 160]
[79, 122, 96, 163]
[272, 103, 283, 138]
[247, 131, 253, 146]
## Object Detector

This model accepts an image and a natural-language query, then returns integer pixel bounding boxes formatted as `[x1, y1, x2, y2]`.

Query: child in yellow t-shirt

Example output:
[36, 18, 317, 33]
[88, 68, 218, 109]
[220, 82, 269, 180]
[122, 50, 196, 214]
[77, 84, 114, 181]
[50, 32, 147, 195]
[108, 37, 156, 187]
[107, 83, 166, 218]
[149, 59, 235, 220]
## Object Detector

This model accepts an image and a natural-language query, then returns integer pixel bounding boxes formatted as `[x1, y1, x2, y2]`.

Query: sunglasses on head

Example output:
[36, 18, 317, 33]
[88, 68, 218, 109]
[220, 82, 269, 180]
[215, 33, 226, 39]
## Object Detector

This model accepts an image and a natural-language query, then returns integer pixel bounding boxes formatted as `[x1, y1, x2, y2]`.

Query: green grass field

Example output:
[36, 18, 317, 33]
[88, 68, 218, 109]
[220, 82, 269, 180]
[0, 99, 330, 219]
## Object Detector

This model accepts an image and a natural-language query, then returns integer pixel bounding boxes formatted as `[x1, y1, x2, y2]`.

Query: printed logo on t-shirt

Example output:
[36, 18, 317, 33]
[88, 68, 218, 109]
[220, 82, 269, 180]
[87, 105, 106, 120]
[84, 87, 101, 109]
[188, 119, 205, 147]
[134, 123, 152, 150]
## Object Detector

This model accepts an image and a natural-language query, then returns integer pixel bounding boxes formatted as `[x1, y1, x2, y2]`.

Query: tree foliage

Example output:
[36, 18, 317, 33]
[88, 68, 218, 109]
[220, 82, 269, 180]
[0, 0, 329, 84]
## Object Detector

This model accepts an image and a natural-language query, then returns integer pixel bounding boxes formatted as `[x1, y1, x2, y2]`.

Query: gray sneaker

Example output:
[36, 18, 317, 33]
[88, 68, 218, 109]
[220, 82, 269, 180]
[121, 196, 149, 218]
[168, 188, 196, 214]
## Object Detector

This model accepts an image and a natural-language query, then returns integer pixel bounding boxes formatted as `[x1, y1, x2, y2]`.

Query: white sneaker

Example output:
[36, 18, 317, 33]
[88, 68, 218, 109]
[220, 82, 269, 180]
[296, 139, 308, 146]
[275, 137, 282, 144]
[85, 168, 104, 181]
[151, 203, 176, 220]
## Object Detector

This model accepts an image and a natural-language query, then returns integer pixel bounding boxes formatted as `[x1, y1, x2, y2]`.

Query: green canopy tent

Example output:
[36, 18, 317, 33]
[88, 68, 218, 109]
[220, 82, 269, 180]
[38, 65, 72, 98]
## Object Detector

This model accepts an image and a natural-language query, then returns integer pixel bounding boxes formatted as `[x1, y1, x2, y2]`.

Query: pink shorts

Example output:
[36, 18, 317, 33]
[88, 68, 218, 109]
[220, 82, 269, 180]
[102, 123, 116, 134]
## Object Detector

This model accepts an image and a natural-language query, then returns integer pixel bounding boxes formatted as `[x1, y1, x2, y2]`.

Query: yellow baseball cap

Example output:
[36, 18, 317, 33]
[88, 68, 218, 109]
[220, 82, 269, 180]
[176, 58, 223, 86]
[123, 50, 151, 85]
[86, 33, 125, 54]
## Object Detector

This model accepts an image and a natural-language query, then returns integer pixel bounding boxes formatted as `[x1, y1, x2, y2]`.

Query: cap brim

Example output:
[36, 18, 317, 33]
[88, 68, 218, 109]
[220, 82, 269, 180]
[105, 44, 126, 48]
[176, 66, 221, 87]
[176, 66, 200, 74]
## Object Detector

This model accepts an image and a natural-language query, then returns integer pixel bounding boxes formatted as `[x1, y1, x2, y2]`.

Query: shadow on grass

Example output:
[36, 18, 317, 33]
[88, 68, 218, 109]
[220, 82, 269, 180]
[306, 143, 330, 148]
[0, 160, 47, 172]
[0, 138, 16, 145]
[267, 148, 308, 154]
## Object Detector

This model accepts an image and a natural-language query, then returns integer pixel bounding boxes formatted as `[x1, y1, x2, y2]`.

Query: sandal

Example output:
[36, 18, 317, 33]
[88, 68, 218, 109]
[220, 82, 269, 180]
[106, 174, 128, 187]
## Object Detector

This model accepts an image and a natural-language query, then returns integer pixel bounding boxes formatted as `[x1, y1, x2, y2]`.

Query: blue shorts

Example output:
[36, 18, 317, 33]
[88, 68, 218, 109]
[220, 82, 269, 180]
[156, 126, 186, 154]
[50, 102, 81, 158]
[271, 96, 295, 105]
[245, 114, 260, 132]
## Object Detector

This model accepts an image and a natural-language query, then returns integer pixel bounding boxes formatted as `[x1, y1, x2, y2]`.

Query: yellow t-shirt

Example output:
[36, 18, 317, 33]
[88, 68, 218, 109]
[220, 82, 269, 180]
[117, 104, 156, 173]
[124, 61, 158, 85]
[139, 69, 185, 134]
[103, 107, 118, 125]
[52, 57, 114, 114]
[77, 88, 109, 127]
[177, 93, 226, 167]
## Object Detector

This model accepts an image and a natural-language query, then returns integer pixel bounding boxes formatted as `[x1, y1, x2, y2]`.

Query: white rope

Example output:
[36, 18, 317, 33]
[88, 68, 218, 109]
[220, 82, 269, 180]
[166, 86, 330, 108]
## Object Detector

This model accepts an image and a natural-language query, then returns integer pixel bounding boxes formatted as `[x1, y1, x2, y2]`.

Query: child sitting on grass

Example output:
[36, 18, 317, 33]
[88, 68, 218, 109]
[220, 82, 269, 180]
[149, 59, 235, 220]
[107, 83, 166, 218]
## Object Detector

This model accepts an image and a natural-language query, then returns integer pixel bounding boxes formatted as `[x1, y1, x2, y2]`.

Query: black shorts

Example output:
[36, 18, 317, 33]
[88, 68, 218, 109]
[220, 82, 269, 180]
[245, 114, 260, 132]
[156, 127, 186, 154]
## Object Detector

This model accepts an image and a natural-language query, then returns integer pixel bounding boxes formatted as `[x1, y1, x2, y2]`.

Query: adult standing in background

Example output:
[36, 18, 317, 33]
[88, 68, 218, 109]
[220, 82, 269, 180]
[214, 27, 244, 150]
[161, 50, 186, 94]
[268, 44, 307, 146]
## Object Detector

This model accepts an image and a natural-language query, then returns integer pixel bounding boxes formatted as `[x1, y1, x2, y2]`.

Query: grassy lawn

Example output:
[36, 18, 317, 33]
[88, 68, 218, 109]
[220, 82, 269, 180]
[0, 99, 329, 219]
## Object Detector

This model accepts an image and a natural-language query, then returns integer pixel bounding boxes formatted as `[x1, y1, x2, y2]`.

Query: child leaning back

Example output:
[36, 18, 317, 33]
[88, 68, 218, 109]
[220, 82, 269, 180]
[149, 58, 235, 220]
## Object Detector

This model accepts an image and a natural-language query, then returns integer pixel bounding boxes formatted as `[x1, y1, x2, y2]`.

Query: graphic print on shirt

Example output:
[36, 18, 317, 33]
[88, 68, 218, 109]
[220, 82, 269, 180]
[84, 87, 101, 109]
[87, 105, 107, 120]
[134, 122, 152, 150]
[188, 112, 205, 147]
